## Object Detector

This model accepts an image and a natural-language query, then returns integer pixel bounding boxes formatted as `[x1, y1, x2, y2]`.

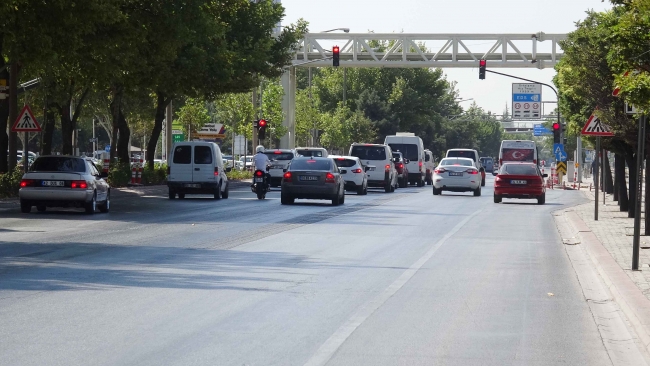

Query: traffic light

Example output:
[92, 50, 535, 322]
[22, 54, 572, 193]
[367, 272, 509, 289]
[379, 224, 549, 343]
[479, 59, 486, 80]
[332, 46, 340, 67]
[258, 119, 268, 140]
[552, 122, 561, 143]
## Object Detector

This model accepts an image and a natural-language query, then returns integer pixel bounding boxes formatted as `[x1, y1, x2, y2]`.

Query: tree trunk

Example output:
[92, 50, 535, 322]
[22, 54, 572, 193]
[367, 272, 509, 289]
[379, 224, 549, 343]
[40, 105, 56, 155]
[615, 153, 624, 204]
[59, 102, 73, 155]
[0, 48, 8, 173]
[605, 153, 614, 194]
[146, 92, 170, 169]
[625, 152, 638, 218]
[116, 109, 130, 163]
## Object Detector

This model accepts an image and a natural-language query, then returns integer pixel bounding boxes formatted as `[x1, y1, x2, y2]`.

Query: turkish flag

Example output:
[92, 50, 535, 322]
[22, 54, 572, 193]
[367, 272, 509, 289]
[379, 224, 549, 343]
[502, 148, 534, 162]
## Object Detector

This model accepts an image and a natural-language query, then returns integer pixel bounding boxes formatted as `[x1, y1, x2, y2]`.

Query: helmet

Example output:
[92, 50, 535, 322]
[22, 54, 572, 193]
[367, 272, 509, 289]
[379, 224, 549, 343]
[256, 145, 265, 153]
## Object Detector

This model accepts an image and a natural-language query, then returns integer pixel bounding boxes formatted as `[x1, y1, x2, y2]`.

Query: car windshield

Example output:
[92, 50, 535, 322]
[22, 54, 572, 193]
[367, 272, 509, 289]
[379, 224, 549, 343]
[500, 164, 538, 175]
[350, 146, 386, 160]
[387, 143, 418, 161]
[333, 158, 357, 168]
[440, 158, 473, 167]
[290, 159, 331, 171]
[447, 150, 476, 161]
[264, 152, 294, 160]
[296, 149, 324, 157]
[30, 157, 86, 172]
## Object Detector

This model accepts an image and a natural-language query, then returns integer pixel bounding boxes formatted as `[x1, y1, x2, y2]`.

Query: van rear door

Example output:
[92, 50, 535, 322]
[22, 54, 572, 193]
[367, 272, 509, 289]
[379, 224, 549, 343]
[169, 144, 193, 182]
[193, 144, 216, 182]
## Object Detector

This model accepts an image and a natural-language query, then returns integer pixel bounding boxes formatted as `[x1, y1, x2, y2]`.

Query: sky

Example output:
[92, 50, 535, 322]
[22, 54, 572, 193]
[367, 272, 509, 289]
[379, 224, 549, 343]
[279, 0, 612, 116]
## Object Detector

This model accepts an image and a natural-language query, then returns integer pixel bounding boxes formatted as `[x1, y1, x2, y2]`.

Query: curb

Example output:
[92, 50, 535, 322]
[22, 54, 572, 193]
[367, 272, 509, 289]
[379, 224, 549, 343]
[562, 208, 650, 356]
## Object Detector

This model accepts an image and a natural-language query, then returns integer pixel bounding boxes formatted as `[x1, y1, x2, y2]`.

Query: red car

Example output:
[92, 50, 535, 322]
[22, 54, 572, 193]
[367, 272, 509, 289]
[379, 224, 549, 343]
[493, 162, 548, 204]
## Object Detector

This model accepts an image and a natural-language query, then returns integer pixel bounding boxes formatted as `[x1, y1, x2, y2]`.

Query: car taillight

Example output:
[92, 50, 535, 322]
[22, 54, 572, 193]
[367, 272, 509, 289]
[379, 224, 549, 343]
[434, 168, 445, 174]
[352, 168, 363, 174]
[255, 170, 264, 177]
[71, 180, 88, 189]
[466, 169, 479, 174]
[533, 159, 537, 164]
[419, 161, 423, 171]
[283, 172, 292, 180]
[214, 167, 219, 176]
[325, 172, 335, 183]
[385, 164, 391, 171]
[397, 163, 403, 169]
[20, 179, 34, 187]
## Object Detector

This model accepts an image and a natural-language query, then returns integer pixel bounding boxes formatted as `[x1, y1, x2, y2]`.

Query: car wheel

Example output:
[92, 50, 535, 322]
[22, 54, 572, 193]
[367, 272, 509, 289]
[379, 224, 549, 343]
[418, 177, 425, 187]
[168, 189, 176, 199]
[537, 193, 546, 205]
[281, 194, 294, 205]
[20, 200, 31, 213]
[340, 190, 345, 204]
[332, 190, 341, 206]
[100, 190, 110, 213]
[384, 181, 391, 193]
[214, 182, 222, 200]
[481, 172, 486, 187]
[493, 194, 502, 203]
[222, 182, 229, 199]
[473, 186, 481, 197]
[178, 193, 185, 199]
[36, 205, 46, 212]
[357, 184, 365, 195]
[85, 192, 97, 214]
[364, 183, 368, 195]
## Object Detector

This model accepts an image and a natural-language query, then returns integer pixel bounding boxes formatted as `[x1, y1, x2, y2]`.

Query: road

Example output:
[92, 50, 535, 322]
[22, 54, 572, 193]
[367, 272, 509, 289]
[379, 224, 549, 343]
[0, 175, 642, 365]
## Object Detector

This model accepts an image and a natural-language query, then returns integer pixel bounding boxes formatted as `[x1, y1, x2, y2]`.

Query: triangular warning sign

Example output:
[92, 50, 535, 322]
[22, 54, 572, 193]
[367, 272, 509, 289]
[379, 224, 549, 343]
[11, 105, 41, 132]
[581, 113, 614, 136]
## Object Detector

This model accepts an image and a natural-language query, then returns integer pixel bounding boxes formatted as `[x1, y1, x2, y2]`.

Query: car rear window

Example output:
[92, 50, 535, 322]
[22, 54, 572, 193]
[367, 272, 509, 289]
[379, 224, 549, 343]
[447, 150, 476, 161]
[264, 152, 294, 160]
[387, 143, 419, 161]
[333, 158, 357, 168]
[290, 159, 331, 171]
[440, 158, 473, 167]
[296, 149, 324, 157]
[194, 146, 213, 164]
[173, 145, 192, 164]
[30, 157, 87, 172]
[500, 164, 539, 175]
[350, 146, 386, 160]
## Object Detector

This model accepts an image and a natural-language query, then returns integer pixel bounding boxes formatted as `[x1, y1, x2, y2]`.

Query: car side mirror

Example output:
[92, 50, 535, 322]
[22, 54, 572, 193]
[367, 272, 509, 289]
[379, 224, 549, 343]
[543, 173, 548, 178]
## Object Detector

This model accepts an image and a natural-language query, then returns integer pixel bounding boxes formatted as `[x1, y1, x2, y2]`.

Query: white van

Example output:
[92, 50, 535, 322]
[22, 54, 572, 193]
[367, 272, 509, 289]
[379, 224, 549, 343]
[384, 133, 426, 187]
[499, 140, 538, 166]
[295, 147, 328, 158]
[264, 148, 299, 187]
[167, 141, 229, 199]
[349, 143, 398, 193]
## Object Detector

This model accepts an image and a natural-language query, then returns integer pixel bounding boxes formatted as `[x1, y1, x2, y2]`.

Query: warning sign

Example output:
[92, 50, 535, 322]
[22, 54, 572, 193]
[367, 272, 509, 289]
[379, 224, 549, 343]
[11, 105, 41, 132]
[556, 161, 567, 174]
[581, 113, 614, 136]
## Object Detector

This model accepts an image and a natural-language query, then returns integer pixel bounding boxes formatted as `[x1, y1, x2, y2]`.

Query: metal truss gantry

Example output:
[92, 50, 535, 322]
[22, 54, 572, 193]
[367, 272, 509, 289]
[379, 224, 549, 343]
[280, 32, 567, 148]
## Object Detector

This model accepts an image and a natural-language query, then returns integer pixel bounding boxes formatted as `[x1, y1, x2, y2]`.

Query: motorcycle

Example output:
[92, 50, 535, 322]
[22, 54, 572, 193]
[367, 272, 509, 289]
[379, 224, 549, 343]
[251, 168, 270, 199]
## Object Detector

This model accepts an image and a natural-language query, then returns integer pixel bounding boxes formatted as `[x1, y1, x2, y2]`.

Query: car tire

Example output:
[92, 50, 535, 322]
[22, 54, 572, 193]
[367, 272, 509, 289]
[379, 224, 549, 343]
[20, 200, 31, 213]
[332, 190, 341, 206]
[493, 194, 502, 203]
[537, 193, 546, 205]
[85, 192, 96, 214]
[99, 190, 110, 213]
[481, 172, 486, 187]
[214, 182, 222, 200]
[357, 184, 365, 195]
[281, 194, 294, 205]
[427, 174, 433, 185]
[178, 193, 185, 199]
[384, 181, 392, 193]
[222, 182, 229, 199]
[168, 189, 176, 199]
[432, 187, 441, 195]
[418, 177, 425, 187]
[36, 205, 46, 212]
[340, 190, 345, 204]
[473, 186, 481, 197]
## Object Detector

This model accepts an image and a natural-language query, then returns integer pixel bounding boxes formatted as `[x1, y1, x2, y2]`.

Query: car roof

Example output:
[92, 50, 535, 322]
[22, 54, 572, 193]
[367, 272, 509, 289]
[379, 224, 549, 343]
[293, 156, 330, 160]
[441, 157, 474, 162]
[351, 143, 386, 147]
[329, 155, 360, 161]
[264, 149, 294, 152]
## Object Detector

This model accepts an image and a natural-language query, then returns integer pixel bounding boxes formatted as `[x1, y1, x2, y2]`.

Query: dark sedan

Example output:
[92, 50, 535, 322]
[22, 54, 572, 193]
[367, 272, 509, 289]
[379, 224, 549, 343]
[280, 157, 345, 205]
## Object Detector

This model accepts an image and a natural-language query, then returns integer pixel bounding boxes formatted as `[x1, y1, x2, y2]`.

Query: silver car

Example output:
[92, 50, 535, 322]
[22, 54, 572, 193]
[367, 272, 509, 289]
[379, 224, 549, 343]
[432, 157, 482, 196]
[19, 156, 110, 214]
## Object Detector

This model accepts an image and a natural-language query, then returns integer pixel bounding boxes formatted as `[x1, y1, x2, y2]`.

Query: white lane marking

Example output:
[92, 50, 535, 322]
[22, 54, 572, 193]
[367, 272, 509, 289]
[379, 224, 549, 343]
[303, 209, 481, 366]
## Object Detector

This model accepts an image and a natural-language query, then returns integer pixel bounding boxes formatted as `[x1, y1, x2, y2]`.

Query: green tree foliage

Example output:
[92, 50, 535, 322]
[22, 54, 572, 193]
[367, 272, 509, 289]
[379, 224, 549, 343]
[176, 98, 211, 140]
[260, 80, 287, 147]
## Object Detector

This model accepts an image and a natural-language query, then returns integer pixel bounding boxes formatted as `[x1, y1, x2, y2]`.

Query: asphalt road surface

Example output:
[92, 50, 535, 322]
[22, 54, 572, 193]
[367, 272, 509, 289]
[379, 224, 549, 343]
[0, 176, 641, 365]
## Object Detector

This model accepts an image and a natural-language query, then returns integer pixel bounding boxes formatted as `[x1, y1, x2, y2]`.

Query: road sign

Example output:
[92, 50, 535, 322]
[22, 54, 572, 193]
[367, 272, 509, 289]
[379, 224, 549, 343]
[581, 113, 614, 136]
[512, 83, 542, 119]
[533, 124, 552, 136]
[11, 105, 41, 132]
[105, 145, 111, 152]
[556, 161, 567, 174]
[172, 133, 184, 143]
[553, 143, 567, 162]
[196, 123, 226, 139]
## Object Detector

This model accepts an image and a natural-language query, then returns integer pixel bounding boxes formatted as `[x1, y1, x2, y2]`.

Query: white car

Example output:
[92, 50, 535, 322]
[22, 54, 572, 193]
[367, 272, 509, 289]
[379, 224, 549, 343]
[295, 147, 328, 158]
[349, 143, 398, 193]
[432, 157, 482, 196]
[167, 141, 229, 199]
[330, 155, 369, 195]
[19, 156, 111, 214]
[238, 156, 254, 171]
[424, 149, 435, 185]
[264, 149, 299, 187]
[446, 148, 485, 187]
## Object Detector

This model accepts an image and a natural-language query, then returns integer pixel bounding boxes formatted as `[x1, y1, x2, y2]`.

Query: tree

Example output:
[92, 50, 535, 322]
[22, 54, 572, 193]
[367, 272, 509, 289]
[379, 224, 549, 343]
[176, 98, 211, 141]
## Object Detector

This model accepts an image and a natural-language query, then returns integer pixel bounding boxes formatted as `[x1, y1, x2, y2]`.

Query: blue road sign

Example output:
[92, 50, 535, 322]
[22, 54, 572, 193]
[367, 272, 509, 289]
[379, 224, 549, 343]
[553, 143, 567, 161]
[533, 124, 552, 136]
[513, 94, 541, 102]
[105, 145, 111, 152]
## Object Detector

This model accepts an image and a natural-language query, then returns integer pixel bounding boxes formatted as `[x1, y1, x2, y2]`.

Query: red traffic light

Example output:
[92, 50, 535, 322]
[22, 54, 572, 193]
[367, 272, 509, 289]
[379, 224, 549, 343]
[479, 59, 486, 67]
[552, 122, 560, 130]
[259, 119, 267, 127]
[332, 46, 339, 55]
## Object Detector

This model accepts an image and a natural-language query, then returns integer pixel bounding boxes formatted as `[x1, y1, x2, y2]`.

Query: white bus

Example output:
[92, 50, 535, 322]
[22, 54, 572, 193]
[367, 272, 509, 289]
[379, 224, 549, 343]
[499, 140, 538, 166]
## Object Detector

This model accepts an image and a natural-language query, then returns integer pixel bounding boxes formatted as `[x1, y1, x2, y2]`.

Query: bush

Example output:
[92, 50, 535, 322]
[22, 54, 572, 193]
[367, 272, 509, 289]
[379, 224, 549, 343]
[107, 162, 131, 187]
[141, 164, 168, 185]
[0, 166, 24, 198]
[227, 169, 252, 180]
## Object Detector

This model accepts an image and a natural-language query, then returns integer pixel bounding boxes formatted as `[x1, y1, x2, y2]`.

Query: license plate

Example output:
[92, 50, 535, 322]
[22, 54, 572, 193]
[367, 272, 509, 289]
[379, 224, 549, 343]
[254, 177, 264, 183]
[511, 180, 527, 185]
[184, 183, 200, 188]
[272, 165, 284, 169]
[42, 180, 64, 187]
[448, 172, 463, 176]
[299, 176, 318, 181]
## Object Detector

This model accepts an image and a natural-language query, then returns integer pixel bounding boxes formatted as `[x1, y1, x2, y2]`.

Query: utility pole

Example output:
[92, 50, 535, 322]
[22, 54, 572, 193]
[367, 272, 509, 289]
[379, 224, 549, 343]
[165, 100, 172, 164]
[252, 87, 259, 150]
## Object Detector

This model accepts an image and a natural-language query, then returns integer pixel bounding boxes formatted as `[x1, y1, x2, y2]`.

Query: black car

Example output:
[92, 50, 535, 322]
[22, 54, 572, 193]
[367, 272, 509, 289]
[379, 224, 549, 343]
[280, 157, 345, 206]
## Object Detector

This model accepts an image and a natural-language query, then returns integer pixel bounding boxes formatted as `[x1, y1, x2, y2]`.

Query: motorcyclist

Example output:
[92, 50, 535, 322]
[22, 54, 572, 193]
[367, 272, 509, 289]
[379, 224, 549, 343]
[253, 145, 271, 186]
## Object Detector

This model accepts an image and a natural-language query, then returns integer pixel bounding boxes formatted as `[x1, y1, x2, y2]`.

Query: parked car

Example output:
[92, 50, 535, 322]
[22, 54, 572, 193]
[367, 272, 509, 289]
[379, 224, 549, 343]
[222, 155, 236, 170]
[264, 149, 299, 187]
[19, 156, 110, 214]
[330, 155, 369, 195]
[238, 156, 254, 171]
[431, 157, 481, 196]
[493, 162, 547, 204]
[167, 141, 229, 199]
[392, 151, 410, 188]
[446, 148, 485, 187]
[280, 157, 345, 206]
[424, 149, 435, 185]
[349, 143, 398, 193]
[295, 147, 328, 158]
